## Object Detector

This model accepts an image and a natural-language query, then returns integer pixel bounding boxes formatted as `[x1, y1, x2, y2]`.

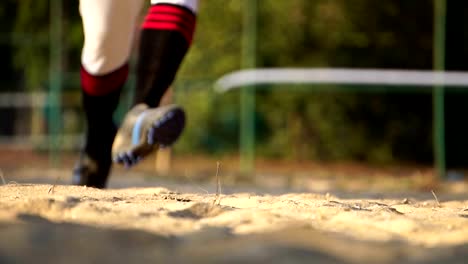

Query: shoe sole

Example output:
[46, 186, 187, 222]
[147, 107, 186, 147]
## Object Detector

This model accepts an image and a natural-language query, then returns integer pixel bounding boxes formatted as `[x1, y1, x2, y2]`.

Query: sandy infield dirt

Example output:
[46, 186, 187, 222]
[1, 177, 468, 263]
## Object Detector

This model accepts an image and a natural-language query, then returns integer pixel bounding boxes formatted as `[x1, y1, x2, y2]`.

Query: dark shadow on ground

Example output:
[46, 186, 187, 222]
[1, 214, 467, 264]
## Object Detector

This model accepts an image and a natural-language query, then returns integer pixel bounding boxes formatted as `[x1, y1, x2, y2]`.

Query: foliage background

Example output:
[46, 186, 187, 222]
[1, 0, 468, 168]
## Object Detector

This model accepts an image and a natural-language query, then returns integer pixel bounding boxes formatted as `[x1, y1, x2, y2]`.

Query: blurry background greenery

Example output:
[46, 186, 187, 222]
[1, 0, 468, 169]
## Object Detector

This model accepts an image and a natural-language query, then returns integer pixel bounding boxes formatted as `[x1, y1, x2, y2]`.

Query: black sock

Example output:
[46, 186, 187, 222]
[80, 64, 128, 161]
[135, 4, 196, 107]
[82, 88, 120, 161]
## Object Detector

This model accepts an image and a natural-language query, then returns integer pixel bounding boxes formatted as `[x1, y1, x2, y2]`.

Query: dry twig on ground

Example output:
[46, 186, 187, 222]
[431, 190, 441, 207]
[212, 161, 222, 206]
[48, 174, 62, 194]
[0, 169, 5, 185]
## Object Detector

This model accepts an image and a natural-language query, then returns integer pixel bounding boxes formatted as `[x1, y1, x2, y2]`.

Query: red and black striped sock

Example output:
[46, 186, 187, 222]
[135, 4, 197, 107]
[142, 4, 196, 44]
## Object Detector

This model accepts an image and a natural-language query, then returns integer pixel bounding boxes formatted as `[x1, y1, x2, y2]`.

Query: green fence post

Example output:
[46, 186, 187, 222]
[240, 0, 257, 174]
[48, 0, 63, 166]
[433, 0, 446, 179]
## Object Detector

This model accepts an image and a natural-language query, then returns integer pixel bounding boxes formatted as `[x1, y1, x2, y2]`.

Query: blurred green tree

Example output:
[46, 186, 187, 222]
[6, 0, 464, 166]
[175, 0, 436, 164]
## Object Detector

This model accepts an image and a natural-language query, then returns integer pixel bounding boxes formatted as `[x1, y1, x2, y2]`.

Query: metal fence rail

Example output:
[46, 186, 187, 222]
[0, 91, 83, 151]
[215, 68, 468, 92]
[214, 68, 467, 178]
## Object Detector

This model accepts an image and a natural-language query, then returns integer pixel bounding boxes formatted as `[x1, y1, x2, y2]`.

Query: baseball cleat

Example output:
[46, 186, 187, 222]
[112, 103, 185, 168]
[72, 152, 112, 189]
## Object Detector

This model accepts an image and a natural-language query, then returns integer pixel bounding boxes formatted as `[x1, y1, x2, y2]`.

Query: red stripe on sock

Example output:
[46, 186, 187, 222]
[149, 9, 195, 23]
[149, 4, 195, 19]
[142, 4, 196, 44]
[81, 64, 128, 96]
[145, 14, 194, 32]
[146, 13, 192, 25]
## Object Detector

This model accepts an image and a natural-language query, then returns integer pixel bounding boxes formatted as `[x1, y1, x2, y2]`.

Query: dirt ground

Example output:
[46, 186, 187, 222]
[1, 151, 468, 263]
